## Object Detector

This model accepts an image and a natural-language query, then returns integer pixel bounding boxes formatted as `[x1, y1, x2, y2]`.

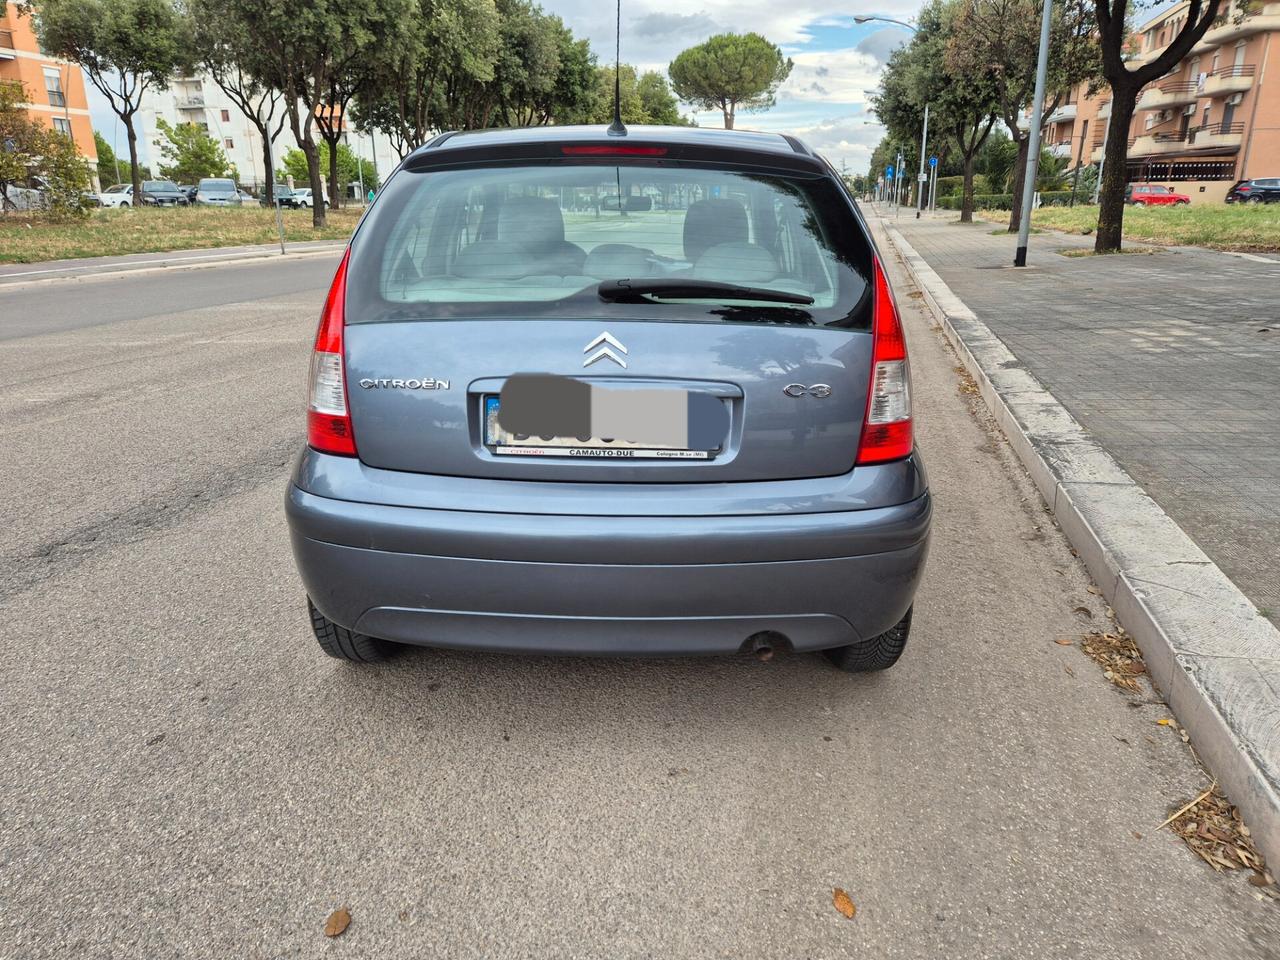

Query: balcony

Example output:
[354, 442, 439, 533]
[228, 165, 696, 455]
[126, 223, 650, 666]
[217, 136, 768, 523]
[1201, 64, 1255, 97]
[1097, 100, 1111, 120]
[1188, 121, 1244, 150]
[1046, 102, 1078, 124]
[1193, 3, 1280, 54]
[0, 27, 14, 57]
[176, 96, 206, 109]
[1131, 130, 1193, 156]
[1137, 79, 1201, 110]
[1091, 136, 1135, 164]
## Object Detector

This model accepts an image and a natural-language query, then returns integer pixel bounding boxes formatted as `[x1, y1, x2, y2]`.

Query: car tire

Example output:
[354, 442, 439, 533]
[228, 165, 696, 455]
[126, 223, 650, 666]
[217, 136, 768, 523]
[120, 201, 130, 208]
[308, 598, 396, 663]
[1247, 196, 1264, 205]
[1174, 200, 1188, 206]
[825, 607, 912, 672]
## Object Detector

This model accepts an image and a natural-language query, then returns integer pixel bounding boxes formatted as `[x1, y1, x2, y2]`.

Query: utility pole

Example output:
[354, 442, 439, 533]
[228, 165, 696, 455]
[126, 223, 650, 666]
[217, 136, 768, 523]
[916, 103, 929, 218]
[1014, 0, 1053, 267]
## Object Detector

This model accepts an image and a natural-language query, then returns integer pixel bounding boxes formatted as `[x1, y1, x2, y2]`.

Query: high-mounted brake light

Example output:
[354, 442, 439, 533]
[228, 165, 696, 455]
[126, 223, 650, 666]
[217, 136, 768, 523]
[561, 145, 668, 156]
[307, 249, 357, 456]
[856, 257, 913, 465]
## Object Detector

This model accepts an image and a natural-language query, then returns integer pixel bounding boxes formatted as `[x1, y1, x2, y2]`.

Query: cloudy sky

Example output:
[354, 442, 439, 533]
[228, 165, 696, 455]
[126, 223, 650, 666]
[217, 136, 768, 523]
[89, 1, 925, 173]
[553, 0, 922, 171]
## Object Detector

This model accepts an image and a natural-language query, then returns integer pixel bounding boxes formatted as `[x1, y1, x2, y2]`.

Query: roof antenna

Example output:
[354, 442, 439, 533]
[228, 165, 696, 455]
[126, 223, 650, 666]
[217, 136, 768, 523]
[607, 0, 626, 136]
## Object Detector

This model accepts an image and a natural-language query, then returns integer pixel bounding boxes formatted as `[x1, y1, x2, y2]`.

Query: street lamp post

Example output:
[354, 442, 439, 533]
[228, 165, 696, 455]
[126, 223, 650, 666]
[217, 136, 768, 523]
[1014, 0, 1054, 267]
[855, 15, 930, 219]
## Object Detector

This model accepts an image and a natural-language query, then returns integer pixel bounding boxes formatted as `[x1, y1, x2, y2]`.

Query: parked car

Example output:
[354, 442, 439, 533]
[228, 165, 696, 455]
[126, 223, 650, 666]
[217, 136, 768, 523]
[99, 183, 136, 208]
[195, 178, 243, 206]
[286, 125, 931, 671]
[237, 189, 256, 203]
[143, 180, 189, 206]
[99, 181, 189, 207]
[1125, 183, 1190, 206]
[292, 187, 329, 209]
[1225, 178, 1280, 204]
[262, 184, 303, 208]
[178, 184, 198, 203]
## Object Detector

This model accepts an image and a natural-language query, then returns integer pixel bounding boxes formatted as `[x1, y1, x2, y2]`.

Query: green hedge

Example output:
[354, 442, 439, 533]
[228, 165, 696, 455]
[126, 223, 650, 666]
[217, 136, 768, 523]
[934, 174, 990, 197]
[937, 192, 1014, 210]
[937, 190, 1086, 210]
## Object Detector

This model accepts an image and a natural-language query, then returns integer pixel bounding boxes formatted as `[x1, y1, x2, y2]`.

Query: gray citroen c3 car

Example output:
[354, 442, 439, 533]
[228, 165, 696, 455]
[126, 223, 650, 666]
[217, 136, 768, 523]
[286, 125, 931, 671]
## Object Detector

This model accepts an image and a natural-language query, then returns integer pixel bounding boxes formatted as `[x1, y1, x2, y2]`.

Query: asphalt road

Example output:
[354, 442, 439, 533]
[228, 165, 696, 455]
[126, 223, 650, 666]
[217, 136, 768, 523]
[2, 248, 1277, 959]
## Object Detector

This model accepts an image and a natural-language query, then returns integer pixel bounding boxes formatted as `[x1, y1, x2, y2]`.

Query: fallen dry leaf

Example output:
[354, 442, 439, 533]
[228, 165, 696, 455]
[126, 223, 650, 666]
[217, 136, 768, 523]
[1157, 718, 1172, 726]
[1054, 637, 1075, 645]
[324, 908, 351, 938]
[832, 888, 857, 920]
[1080, 629, 1146, 692]
[1164, 785, 1271, 884]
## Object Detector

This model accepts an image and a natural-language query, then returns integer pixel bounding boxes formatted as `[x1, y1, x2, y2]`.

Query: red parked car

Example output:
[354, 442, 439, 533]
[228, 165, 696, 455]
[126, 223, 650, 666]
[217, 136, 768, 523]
[1125, 183, 1190, 206]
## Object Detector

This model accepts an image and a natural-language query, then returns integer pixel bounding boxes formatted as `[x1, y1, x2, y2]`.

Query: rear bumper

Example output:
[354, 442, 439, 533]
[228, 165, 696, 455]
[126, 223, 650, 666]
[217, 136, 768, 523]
[286, 477, 931, 657]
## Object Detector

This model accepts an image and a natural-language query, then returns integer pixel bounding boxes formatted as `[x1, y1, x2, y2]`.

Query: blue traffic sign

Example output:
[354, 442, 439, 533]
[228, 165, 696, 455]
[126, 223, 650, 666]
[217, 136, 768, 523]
[886, 165, 894, 177]
[929, 156, 938, 168]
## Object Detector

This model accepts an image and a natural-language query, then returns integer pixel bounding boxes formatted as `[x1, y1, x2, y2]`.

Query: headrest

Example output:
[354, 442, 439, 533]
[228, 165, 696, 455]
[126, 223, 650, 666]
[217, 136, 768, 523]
[683, 198, 748, 263]
[692, 242, 780, 284]
[583, 243, 654, 279]
[453, 240, 531, 279]
[497, 196, 566, 246]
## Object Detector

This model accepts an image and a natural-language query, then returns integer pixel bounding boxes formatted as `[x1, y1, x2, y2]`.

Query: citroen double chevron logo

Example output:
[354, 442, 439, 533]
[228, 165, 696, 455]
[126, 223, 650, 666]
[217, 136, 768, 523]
[583, 331, 628, 368]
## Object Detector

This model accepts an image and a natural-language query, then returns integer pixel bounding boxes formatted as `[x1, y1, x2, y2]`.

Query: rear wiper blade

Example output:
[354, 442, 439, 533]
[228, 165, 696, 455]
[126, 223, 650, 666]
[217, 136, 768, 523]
[597, 278, 815, 306]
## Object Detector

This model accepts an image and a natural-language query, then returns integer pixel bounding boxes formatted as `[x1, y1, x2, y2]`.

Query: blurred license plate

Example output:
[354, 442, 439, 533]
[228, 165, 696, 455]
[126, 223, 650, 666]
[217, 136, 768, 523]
[484, 396, 711, 459]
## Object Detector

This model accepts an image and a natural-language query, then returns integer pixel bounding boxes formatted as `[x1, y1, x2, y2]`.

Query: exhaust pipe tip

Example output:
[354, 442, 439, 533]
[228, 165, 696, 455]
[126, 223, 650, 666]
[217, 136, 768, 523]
[743, 631, 791, 662]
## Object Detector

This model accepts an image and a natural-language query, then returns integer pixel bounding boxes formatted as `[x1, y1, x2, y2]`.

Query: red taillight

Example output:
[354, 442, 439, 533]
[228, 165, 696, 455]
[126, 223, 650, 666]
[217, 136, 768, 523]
[856, 257, 913, 465]
[307, 249, 357, 456]
[561, 145, 668, 156]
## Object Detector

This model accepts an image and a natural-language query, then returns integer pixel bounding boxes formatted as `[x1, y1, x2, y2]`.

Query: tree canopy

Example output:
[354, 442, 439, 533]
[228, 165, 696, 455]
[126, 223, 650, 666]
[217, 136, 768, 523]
[668, 32, 793, 129]
[22, 0, 189, 200]
[871, 0, 1000, 221]
[153, 118, 232, 183]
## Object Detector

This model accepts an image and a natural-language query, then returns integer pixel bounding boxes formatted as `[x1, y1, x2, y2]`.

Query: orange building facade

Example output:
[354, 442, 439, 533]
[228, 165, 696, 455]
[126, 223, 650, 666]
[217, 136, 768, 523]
[1, 1, 99, 189]
[1051, 0, 1279, 202]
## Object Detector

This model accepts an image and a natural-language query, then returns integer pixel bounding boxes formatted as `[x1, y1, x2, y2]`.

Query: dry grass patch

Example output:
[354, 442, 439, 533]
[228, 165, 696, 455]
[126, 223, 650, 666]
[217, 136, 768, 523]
[998, 203, 1280, 253]
[0, 206, 362, 264]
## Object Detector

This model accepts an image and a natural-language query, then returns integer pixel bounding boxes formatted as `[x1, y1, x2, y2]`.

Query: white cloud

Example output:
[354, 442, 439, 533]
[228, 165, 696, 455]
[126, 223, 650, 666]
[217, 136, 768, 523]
[779, 47, 883, 104]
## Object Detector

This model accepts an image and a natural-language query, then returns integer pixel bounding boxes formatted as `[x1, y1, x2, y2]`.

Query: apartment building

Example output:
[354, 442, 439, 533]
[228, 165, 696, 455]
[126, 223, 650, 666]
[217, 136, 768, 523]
[0, 1, 99, 189]
[1052, 0, 1279, 202]
[135, 73, 399, 194]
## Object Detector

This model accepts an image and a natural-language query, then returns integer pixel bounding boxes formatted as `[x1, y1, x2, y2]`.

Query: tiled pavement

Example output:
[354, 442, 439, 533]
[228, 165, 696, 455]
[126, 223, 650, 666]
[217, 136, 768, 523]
[888, 213, 1280, 619]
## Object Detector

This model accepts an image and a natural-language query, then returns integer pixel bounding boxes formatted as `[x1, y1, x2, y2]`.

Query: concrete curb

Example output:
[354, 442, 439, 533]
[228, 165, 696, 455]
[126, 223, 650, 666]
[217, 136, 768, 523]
[882, 223, 1280, 870]
[0, 241, 347, 291]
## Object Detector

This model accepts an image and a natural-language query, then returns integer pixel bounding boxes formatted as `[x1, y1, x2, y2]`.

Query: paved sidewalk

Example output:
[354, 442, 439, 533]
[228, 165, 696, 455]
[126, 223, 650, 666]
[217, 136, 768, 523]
[887, 213, 1280, 621]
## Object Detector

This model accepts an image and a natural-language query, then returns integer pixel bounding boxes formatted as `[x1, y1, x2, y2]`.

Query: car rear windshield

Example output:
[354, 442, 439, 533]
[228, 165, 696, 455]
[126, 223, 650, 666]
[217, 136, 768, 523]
[345, 161, 875, 328]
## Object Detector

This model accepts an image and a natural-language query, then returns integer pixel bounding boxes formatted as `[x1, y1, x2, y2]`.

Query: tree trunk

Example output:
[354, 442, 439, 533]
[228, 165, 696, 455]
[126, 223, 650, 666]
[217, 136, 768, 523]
[303, 137, 326, 228]
[124, 115, 143, 204]
[723, 102, 734, 129]
[960, 154, 976, 223]
[1095, 90, 1136, 253]
[1007, 133, 1030, 233]
[259, 129, 274, 204]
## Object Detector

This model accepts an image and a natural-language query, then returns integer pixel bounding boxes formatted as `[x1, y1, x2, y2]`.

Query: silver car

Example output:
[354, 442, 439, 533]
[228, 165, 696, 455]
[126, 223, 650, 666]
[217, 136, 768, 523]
[195, 178, 242, 206]
[286, 125, 931, 671]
